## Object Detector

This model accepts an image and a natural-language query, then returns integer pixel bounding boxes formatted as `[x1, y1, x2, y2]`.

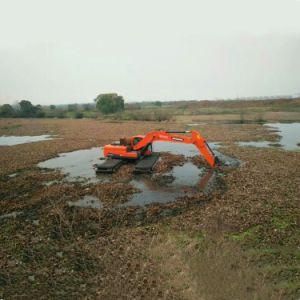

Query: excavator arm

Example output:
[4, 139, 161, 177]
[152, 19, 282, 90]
[132, 130, 218, 168]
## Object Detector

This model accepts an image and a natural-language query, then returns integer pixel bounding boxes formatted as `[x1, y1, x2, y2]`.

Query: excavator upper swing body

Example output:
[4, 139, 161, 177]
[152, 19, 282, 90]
[96, 130, 218, 173]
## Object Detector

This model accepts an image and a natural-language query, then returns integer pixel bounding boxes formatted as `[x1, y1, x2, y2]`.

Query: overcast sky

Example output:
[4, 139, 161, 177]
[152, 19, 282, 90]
[0, 0, 300, 105]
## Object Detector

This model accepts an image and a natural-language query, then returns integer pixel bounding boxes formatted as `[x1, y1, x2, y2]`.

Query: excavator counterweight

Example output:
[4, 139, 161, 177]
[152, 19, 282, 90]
[95, 130, 218, 173]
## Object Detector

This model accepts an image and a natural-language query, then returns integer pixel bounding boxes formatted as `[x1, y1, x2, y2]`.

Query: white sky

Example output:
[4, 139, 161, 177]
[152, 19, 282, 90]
[0, 0, 300, 105]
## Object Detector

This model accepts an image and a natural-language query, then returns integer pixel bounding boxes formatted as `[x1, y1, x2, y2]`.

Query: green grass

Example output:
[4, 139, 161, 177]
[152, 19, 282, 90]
[226, 210, 300, 298]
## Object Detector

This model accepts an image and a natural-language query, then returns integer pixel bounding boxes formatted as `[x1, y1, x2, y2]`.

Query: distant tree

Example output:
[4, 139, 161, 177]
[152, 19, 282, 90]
[94, 93, 124, 114]
[154, 101, 162, 107]
[83, 103, 92, 111]
[0, 104, 15, 117]
[50, 105, 56, 110]
[74, 111, 84, 119]
[56, 110, 66, 118]
[19, 100, 37, 117]
[68, 104, 78, 112]
[35, 105, 45, 118]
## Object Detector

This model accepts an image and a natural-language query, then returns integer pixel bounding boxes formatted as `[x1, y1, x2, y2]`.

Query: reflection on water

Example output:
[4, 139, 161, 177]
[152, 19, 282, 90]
[124, 179, 184, 206]
[267, 123, 300, 150]
[125, 162, 209, 207]
[171, 162, 205, 187]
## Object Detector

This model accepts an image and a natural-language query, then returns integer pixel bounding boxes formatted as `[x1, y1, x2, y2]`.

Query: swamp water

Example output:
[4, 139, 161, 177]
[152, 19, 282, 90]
[0, 135, 54, 146]
[38, 142, 228, 207]
[238, 123, 300, 151]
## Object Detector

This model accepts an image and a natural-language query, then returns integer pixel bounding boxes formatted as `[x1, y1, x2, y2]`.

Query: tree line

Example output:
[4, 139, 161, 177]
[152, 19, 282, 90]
[0, 93, 125, 118]
[0, 100, 45, 118]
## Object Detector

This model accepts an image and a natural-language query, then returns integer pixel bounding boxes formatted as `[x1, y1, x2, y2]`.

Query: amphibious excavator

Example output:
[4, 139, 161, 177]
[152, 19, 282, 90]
[95, 130, 218, 173]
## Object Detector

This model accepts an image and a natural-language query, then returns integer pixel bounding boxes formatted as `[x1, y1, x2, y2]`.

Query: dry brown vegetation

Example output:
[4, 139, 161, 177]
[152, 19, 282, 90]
[0, 117, 299, 299]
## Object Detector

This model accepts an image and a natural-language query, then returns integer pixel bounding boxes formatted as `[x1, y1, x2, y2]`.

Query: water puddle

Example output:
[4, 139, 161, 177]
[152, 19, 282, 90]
[38, 147, 104, 182]
[68, 195, 102, 209]
[267, 123, 300, 150]
[125, 162, 214, 207]
[38, 141, 234, 207]
[237, 123, 300, 151]
[38, 142, 220, 182]
[169, 162, 205, 187]
[124, 179, 184, 206]
[0, 135, 54, 146]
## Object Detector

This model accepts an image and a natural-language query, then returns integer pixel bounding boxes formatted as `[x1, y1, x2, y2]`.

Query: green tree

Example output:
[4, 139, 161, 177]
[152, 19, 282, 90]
[74, 111, 83, 119]
[19, 100, 37, 117]
[68, 104, 78, 112]
[0, 104, 15, 117]
[83, 103, 92, 111]
[56, 110, 65, 118]
[94, 93, 124, 114]
[35, 105, 45, 118]
[50, 105, 56, 110]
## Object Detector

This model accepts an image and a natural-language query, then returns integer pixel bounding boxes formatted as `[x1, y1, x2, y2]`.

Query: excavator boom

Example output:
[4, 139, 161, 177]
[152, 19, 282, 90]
[132, 130, 217, 168]
[97, 129, 218, 173]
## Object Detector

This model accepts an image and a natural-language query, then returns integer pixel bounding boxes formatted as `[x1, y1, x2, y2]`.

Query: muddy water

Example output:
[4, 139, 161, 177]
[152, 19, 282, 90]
[267, 123, 300, 150]
[38, 142, 220, 182]
[238, 123, 300, 151]
[124, 179, 184, 206]
[38, 142, 229, 207]
[125, 163, 210, 207]
[38, 147, 104, 182]
[68, 195, 103, 209]
[0, 135, 53, 146]
[169, 162, 206, 186]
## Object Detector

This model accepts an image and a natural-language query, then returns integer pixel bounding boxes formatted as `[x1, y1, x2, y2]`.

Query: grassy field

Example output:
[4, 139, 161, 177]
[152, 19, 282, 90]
[0, 103, 299, 299]
[121, 98, 300, 123]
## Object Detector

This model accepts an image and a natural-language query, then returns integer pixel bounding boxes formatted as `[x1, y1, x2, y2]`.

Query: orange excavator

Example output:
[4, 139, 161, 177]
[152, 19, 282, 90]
[95, 130, 219, 173]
